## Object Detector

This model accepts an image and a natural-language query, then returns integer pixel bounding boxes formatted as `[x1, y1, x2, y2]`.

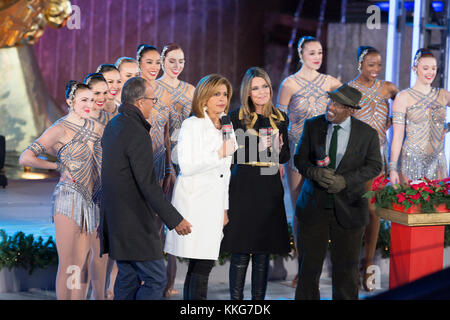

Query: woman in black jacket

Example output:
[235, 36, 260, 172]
[221, 67, 291, 300]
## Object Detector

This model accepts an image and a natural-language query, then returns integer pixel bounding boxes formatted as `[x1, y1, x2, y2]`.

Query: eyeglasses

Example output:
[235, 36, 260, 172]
[141, 96, 158, 104]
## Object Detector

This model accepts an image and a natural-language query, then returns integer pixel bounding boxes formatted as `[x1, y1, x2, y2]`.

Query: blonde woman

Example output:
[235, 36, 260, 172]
[221, 67, 290, 300]
[164, 74, 237, 300]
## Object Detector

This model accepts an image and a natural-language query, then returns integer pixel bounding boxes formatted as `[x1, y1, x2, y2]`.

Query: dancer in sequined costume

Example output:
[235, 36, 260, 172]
[390, 49, 450, 185]
[96, 64, 122, 118]
[84, 72, 120, 299]
[157, 43, 195, 181]
[137, 44, 179, 298]
[348, 46, 398, 292]
[19, 81, 108, 300]
[115, 57, 141, 102]
[276, 36, 341, 288]
[84, 73, 114, 126]
[137, 44, 173, 187]
[157, 43, 195, 298]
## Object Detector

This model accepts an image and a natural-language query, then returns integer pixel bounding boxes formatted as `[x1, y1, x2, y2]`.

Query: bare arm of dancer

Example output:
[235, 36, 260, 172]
[276, 77, 296, 113]
[389, 91, 408, 185]
[385, 81, 400, 129]
[19, 124, 73, 181]
[162, 122, 175, 193]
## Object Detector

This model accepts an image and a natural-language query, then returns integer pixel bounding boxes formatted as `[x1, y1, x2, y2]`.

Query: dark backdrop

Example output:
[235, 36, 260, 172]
[33, 0, 271, 110]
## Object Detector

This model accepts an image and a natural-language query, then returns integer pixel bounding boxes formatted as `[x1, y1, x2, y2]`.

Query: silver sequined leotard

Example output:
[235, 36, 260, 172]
[157, 80, 193, 173]
[349, 79, 390, 168]
[52, 118, 103, 233]
[149, 82, 171, 183]
[398, 88, 447, 180]
[279, 73, 330, 171]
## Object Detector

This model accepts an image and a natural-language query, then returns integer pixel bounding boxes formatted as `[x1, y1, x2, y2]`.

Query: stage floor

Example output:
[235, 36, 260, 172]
[0, 179, 390, 300]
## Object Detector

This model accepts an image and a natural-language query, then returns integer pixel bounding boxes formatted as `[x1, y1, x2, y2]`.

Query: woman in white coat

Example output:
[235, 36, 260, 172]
[164, 74, 237, 300]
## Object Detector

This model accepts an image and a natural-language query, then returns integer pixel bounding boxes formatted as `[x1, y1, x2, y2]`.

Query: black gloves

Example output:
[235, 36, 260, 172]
[327, 174, 346, 194]
[307, 167, 336, 189]
[307, 167, 346, 193]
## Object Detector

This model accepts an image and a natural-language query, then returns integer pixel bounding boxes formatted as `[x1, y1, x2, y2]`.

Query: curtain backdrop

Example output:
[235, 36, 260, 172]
[33, 0, 267, 111]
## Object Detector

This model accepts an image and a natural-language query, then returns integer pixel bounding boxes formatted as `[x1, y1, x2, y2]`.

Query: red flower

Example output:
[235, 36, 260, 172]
[371, 175, 388, 191]
[411, 182, 426, 190]
[423, 186, 434, 194]
[409, 193, 421, 201]
[396, 193, 406, 203]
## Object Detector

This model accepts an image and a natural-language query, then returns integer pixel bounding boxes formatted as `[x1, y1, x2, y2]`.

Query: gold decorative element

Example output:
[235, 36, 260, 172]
[0, 0, 72, 48]
[243, 162, 279, 167]
[376, 208, 450, 227]
[43, 0, 72, 28]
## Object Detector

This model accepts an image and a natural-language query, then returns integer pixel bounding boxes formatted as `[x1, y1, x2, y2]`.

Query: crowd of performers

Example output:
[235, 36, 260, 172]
[18, 36, 450, 300]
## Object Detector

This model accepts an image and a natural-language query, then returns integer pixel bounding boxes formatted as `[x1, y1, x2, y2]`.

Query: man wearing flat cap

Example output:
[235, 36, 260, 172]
[293, 84, 382, 300]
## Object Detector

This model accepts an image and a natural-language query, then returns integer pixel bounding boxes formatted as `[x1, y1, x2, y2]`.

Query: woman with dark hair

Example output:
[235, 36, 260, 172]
[390, 48, 450, 185]
[136, 44, 172, 188]
[347, 46, 398, 292]
[156, 43, 195, 297]
[84, 71, 121, 299]
[84, 73, 112, 126]
[157, 43, 195, 173]
[136, 44, 177, 297]
[276, 35, 341, 287]
[164, 74, 237, 300]
[96, 64, 122, 117]
[221, 67, 290, 300]
[19, 81, 106, 299]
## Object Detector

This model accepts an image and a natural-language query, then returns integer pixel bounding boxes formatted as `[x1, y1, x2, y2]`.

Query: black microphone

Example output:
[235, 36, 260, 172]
[221, 115, 232, 140]
[259, 117, 273, 153]
[316, 147, 330, 168]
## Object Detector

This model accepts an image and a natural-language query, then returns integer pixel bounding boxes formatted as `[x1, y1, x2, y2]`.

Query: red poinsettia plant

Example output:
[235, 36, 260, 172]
[363, 176, 450, 213]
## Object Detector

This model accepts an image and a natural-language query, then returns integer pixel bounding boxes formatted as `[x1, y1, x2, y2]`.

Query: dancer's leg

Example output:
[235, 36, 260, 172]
[105, 258, 118, 299]
[54, 214, 90, 300]
[88, 233, 109, 300]
[286, 166, 304, 287]
[361, 178, 381, 292]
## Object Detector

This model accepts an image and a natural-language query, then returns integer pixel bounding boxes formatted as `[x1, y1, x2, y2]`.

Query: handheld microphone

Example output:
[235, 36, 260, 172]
[259, 117, 273, 154]
[221, 115, 232, 140]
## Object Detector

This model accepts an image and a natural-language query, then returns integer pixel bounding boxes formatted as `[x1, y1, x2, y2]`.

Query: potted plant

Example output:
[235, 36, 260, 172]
[0, 230, 58, 293]
[363, 176, 450, 214]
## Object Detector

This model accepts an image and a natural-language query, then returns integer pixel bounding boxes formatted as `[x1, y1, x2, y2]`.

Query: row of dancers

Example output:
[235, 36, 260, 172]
[18, 35, 450, 299]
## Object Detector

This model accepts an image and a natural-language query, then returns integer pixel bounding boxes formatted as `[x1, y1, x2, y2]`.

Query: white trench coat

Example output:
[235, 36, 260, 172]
[164, 111, 235, 260]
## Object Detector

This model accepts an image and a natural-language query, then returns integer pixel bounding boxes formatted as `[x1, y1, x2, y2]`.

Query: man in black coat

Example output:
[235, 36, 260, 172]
[100, 77, 192, 300]
[294, 84, 382, 300]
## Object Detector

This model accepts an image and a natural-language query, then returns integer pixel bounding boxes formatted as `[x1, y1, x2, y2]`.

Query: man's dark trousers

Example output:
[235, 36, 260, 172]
[114, 259, 167, 300]
[295, 208, 365, 300]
